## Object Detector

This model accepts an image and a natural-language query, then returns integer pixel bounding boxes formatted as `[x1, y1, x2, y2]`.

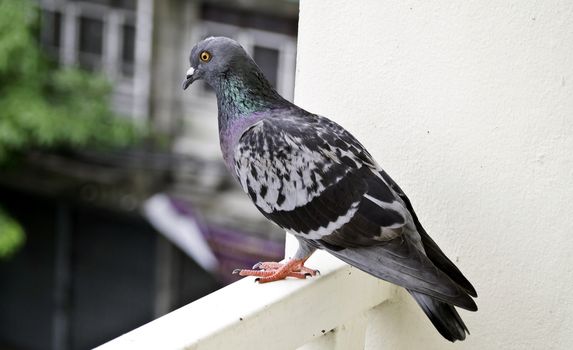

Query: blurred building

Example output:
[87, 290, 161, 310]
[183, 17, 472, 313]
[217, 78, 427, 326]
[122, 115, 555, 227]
[0, 1, 297, 349]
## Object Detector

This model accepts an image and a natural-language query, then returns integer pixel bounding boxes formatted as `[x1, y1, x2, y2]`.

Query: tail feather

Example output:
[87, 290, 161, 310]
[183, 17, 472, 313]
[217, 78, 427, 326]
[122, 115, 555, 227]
[409, 290, 469, 342]
[416, 224, 477, 297]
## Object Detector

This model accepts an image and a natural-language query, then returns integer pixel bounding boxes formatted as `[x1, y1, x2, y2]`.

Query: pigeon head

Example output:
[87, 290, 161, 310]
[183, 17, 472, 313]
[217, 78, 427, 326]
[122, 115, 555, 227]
[182, 37, 255, 90]
[182, 36, 289, 134]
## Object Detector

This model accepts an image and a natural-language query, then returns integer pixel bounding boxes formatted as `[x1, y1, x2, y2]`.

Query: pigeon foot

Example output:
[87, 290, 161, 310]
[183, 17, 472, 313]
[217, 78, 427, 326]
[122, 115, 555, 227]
[232, 258, 319, 283]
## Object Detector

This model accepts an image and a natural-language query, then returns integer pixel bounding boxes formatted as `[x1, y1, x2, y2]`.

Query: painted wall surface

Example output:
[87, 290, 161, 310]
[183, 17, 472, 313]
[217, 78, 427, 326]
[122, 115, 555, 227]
[295, 1, 573, 349]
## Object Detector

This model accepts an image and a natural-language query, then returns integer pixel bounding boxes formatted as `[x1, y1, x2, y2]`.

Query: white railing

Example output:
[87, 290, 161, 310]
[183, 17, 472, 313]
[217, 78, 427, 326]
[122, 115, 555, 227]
[96, 242, 396, 350]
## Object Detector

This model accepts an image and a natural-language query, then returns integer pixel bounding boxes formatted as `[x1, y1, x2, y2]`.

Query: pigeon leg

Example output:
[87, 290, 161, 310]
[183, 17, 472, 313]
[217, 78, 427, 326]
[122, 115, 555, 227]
[232, 237, 318, 283]
[234, 257, 316, 283]
[252, 261, 320, 276]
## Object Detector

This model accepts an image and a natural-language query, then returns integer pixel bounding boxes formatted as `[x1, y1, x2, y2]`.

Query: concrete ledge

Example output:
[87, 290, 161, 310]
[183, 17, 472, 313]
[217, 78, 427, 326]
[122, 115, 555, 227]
[96, 251, 394, 350]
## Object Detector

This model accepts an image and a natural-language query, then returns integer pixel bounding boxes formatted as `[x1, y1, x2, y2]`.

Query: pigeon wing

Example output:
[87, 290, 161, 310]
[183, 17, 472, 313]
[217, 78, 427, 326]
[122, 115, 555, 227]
[233, 113, 408, 243]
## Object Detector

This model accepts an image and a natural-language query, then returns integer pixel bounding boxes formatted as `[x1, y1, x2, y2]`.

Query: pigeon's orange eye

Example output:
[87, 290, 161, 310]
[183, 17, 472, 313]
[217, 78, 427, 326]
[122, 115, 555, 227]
[200, 51, 211, 62]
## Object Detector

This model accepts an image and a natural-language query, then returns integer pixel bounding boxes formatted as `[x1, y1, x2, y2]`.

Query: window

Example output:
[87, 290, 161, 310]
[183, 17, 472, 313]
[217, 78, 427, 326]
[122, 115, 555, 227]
[38, 0, 138, 76]
[253, 46, 279, 89]
[191, 5, 297, 102]
[78, 16, 104, 71]
[121, 23, 135, 77]
[40, 10, 62, 54]
[37, 0, 148, 119]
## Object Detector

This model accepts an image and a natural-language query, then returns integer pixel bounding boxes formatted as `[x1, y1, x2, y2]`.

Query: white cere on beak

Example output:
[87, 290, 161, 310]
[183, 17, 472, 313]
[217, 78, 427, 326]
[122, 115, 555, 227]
[186, 67, 195, 77]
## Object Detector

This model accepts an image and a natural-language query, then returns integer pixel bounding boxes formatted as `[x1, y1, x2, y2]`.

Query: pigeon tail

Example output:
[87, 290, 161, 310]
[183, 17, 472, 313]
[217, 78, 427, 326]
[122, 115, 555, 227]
[319, 239, 478, 311]
[409, 290, 469, 342]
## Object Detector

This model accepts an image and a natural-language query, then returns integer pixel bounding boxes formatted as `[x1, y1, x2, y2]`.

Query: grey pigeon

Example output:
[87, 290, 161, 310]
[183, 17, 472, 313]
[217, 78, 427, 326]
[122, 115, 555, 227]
[183, 37, 477, 342]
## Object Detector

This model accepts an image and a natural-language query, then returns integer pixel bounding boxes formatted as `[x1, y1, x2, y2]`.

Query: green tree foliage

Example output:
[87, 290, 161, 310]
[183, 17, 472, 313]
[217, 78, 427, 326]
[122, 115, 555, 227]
[0, 0, 142, 257]
[0, 0, 140, 161]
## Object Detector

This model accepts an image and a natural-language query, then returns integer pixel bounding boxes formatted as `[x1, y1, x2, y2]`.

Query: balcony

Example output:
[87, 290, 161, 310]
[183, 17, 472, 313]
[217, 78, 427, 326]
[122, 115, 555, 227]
[96, 236, 396, 350]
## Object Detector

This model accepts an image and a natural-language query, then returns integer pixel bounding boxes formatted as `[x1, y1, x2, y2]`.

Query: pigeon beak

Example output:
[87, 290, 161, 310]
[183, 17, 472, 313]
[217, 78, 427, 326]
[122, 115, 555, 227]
[182, 66, 196, 90]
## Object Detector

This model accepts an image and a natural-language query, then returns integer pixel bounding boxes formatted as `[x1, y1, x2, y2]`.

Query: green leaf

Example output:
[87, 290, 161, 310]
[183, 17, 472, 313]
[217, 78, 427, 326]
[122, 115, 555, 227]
[0, 207, 25, 259]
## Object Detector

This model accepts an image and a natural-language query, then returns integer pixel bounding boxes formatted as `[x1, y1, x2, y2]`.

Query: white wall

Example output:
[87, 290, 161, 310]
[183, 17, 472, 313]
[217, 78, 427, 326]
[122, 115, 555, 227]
[295, 1, 573, 349]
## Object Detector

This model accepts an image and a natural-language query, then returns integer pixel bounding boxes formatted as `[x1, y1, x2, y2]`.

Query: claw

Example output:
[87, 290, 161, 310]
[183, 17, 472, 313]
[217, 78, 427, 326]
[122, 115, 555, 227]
[232, 259, 318, 283]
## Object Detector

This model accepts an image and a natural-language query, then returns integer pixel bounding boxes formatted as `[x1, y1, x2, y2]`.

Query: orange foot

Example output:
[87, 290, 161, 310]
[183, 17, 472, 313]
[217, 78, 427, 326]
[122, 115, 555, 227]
[233, 258, 320, 283]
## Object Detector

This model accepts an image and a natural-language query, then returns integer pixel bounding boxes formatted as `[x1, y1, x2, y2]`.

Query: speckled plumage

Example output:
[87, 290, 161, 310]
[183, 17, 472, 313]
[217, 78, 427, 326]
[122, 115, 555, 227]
[183, 37, 477, 342]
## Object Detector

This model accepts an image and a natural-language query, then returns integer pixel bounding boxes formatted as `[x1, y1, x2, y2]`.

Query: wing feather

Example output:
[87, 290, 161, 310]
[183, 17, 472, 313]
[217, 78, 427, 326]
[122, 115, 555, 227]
[234, 114, 411, 244]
